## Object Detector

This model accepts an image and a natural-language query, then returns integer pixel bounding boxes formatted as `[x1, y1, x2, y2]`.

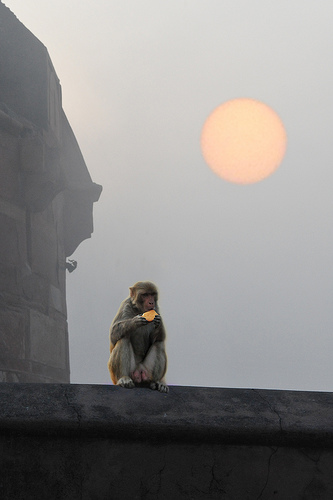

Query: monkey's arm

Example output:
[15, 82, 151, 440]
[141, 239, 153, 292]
[150, 316, 166, 343]
[110, 299, 147, 348]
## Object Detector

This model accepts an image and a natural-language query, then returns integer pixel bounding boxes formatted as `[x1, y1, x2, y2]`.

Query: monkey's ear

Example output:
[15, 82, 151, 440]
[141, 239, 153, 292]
[129, 287, 135, 298]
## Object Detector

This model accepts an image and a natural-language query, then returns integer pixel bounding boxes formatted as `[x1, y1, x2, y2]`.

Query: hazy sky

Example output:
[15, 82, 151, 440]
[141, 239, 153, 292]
[5, 1, 333, 391]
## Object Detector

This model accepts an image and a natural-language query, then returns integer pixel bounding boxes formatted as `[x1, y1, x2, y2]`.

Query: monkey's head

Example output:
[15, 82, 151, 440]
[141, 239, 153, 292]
[129, 281, 159, 313]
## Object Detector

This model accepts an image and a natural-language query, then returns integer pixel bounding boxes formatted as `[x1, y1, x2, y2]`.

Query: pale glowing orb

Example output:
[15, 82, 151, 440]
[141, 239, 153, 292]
[201, 98, 287, 184]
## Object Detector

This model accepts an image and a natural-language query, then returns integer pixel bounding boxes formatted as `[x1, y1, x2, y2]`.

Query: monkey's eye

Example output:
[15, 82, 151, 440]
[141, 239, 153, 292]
[141, 292, 156, 299]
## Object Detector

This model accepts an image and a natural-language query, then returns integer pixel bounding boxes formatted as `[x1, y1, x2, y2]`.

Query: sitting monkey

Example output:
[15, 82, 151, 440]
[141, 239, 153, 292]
[108, 281, 168, 393]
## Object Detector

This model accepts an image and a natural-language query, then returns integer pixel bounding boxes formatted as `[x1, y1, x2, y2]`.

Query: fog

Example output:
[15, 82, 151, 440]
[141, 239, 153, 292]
[5, 0, 333, 390]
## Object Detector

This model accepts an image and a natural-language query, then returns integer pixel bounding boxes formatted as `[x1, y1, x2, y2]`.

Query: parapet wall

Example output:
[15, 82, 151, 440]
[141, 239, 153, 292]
[1, 384, 333, 499]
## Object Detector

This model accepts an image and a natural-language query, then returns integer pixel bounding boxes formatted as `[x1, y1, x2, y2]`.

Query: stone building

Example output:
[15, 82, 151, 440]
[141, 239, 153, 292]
[0, 2, 102, 382]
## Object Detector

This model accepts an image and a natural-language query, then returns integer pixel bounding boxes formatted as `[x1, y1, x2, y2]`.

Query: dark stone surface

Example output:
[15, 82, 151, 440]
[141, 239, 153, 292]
[1, 383, 333, 447]
[1, 384, 333, 499]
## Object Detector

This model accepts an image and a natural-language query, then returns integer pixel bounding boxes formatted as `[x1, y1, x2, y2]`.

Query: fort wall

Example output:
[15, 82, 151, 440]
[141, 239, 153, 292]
[0, 2, 102, 382]
[1, 383, 333, 499]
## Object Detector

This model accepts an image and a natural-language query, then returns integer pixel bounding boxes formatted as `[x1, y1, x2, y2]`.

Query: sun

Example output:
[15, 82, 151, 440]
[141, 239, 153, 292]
[200, 98, 287, 184]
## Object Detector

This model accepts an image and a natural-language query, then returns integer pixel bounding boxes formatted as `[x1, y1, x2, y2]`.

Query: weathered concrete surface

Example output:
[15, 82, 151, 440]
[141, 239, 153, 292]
[0, 384, 333, 499]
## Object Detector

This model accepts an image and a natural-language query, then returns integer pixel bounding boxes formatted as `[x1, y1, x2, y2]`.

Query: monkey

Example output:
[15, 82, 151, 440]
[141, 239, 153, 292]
[107, 281, 168, 393]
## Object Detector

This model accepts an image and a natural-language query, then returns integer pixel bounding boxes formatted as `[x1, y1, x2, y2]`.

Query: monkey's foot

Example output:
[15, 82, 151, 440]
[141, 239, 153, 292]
[117, 376, 135, 389]
[150, 381, 169, 393]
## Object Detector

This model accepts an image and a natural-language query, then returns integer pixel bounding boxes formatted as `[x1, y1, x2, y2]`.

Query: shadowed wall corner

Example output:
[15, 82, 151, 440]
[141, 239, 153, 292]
[0, 2, 102, 383]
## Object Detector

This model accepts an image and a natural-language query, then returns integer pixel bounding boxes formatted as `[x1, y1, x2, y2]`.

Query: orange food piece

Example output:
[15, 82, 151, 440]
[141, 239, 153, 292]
[142, 310, 158, 322]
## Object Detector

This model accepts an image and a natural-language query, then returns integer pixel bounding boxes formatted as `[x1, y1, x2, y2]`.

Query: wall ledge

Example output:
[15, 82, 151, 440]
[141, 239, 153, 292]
[0, 383, 332, 448]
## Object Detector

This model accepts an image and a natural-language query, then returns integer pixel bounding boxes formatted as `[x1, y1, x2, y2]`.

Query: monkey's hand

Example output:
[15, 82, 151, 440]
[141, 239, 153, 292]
[153, 314, 162, 329]
[131, 315, 148, 329]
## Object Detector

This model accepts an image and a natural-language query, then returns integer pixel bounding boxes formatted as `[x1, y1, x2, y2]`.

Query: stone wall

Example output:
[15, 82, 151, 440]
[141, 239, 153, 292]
[0, 2, 102, 382]
[0, 384, 333, 499]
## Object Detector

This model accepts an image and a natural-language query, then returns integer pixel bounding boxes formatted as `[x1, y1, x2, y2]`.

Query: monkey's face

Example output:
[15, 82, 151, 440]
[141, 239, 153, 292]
[140, 292, 156, 312]
[129, 282, 159, 313]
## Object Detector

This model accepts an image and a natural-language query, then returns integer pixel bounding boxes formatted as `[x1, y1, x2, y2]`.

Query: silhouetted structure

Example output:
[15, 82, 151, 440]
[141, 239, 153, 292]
[0, 2, 102, 382]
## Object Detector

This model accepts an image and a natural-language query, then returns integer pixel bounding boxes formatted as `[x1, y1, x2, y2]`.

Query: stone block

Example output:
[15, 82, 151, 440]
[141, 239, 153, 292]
[0, 213, 27, 266]
[0, 198, 25, 222]
[0, 309, 26, 359]
[47, 61, 62, 143]
[30, 360, 69, 383]
[29, 309, 68, 370]
[29, 209, 58, 283]
[0, 263, 20, 297]
[0, 3, 49, 129]
[22, 272, 49, 313]
[49, 284, 65, 314]
[0, 371, 19, 382]
[0, 130, 20, 201]
[19, 131, 44, 173]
